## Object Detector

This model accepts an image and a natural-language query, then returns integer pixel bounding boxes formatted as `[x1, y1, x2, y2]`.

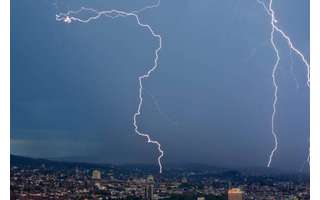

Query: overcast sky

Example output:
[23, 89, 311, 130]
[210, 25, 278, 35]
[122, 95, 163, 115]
[11, 0, 309, 171]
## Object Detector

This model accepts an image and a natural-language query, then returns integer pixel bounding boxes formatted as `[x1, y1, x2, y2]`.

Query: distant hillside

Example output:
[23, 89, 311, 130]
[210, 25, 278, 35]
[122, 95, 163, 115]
[11, 154, 111, 170]
[10, 154, 309, 180]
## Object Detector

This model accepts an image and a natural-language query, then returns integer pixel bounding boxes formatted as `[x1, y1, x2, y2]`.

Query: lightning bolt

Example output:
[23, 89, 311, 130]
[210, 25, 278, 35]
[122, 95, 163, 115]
[257, 0, 310, 167]
[56, 1, 164, 173]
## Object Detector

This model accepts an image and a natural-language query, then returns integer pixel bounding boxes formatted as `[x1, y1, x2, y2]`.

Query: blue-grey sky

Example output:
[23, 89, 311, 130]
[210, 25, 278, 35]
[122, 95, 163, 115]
[11, 0, 309, 171]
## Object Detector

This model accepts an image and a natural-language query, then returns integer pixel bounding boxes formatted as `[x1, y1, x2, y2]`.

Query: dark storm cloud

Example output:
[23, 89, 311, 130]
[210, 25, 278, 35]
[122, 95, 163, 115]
[11, 0, 309, 171]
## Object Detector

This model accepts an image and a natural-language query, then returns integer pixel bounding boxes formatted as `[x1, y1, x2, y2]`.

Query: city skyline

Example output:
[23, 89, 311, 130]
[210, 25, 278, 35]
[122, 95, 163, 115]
[10, 154, 310, 200]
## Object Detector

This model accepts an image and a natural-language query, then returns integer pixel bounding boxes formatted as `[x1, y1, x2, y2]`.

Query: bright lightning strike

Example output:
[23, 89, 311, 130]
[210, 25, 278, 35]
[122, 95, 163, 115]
[257, 0, 310, 167]
[56, 1, 164, 173]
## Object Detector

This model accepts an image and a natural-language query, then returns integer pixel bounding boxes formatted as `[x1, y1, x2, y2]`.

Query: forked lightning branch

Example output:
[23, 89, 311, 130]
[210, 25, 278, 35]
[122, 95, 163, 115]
[56, 1, 164, 173]
[56, 0, 309, 173]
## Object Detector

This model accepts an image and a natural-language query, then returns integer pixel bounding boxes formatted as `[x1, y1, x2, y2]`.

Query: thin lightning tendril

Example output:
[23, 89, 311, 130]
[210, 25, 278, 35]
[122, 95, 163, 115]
[257, 0, 310, 167]
[289, 49, 300, 89]
[147, 92, 179, 127]
[56, 1, 164, 173]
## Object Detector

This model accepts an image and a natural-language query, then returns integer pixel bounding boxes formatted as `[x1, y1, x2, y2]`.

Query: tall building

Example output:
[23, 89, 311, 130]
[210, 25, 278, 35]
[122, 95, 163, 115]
[92, 169, 101, 180]
[228, 188, 244, 200]
[145, 184, 154, 200]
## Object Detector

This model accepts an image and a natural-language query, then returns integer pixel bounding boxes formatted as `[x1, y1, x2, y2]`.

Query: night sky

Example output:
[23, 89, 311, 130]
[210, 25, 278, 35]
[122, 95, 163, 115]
[11, 0, 309, 171]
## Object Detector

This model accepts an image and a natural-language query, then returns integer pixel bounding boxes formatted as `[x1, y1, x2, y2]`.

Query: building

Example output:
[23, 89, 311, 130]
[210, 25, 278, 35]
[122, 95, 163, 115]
[92, 169, 101, 180]
[181, 177, 188, 183]
[147, 175, 154, 183]
[107, 170, 114, 180]
[228, 188, 244, 200]
[145, 184, 154, 200]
